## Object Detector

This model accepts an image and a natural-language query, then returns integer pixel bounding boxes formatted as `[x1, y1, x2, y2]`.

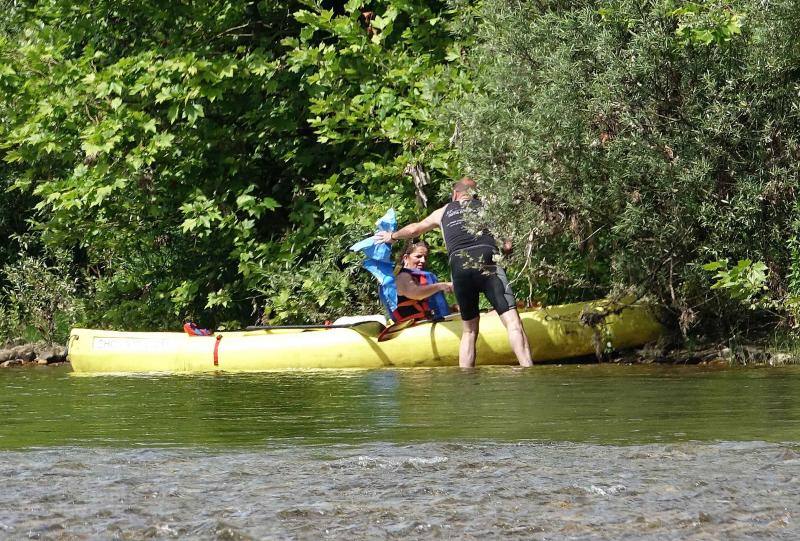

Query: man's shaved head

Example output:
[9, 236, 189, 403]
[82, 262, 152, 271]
[452, 177, 477, 193]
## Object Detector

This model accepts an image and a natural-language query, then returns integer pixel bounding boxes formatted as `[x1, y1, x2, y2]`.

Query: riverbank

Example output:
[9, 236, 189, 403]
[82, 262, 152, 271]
[617, 343, 800, 367]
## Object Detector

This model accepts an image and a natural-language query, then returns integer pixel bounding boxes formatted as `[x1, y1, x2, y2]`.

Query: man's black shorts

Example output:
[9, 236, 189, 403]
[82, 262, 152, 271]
[449, 245, 516, 321]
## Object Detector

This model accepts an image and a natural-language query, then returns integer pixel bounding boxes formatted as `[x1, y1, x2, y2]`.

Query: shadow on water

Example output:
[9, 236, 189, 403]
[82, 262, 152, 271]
[2, 363, 800, 449]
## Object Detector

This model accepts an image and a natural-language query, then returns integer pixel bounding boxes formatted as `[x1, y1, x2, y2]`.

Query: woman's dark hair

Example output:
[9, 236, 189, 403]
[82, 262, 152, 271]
[396, 238, 429, 267]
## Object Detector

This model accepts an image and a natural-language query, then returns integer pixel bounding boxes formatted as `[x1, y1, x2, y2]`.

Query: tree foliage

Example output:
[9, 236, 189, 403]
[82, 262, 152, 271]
[0, 0, 468, 332]
[455, 0, 800, 336]
[2, 0, 799, 343]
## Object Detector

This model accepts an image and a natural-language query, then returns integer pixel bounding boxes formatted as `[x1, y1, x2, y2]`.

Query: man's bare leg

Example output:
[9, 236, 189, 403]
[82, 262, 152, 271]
[499, 309, 533, 367]
[459, 317, 479, 368]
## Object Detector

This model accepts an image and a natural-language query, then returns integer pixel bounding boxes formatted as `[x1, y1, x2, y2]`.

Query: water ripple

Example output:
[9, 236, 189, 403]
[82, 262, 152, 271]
[0, 442, 799, 540]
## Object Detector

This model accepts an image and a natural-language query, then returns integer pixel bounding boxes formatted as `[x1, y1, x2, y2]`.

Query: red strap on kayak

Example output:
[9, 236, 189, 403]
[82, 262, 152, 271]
[213, 334, 222, 366]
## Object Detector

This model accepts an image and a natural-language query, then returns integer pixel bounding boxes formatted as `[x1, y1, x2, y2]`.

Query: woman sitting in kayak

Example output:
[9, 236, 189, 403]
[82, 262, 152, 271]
[391, 239, 454, 323]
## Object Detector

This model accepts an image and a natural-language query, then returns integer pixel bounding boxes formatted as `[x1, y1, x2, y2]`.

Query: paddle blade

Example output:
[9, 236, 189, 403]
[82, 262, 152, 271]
[347, 321, 386, 338]
[377, 319, 417, 342]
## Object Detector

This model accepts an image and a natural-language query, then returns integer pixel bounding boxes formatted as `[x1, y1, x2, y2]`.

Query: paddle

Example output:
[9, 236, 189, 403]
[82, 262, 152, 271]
[244, 318, 430, 341]
[244, 320, 385, 337]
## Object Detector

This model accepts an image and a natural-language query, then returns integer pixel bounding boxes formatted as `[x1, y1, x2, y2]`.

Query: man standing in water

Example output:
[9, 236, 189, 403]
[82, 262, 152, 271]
[375, 178, 533, 368]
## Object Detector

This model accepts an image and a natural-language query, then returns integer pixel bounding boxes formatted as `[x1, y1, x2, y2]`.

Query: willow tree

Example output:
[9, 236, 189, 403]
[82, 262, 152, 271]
[455, 0, 800, 337]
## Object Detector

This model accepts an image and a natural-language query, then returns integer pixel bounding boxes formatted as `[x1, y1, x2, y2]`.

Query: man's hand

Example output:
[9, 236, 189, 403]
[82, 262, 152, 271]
[501, 239, 513, 255]
[374, 208, 444, 245]
[438, 282, 453, 293]
[373, 230, 396, 244]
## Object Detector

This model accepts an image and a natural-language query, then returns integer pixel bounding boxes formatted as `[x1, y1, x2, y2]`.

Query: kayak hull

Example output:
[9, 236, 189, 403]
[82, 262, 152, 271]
[67, 300, 662, 374]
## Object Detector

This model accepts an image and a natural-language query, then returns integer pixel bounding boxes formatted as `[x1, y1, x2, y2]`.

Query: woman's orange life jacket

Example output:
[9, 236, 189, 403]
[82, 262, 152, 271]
[391, 268, 432, 323]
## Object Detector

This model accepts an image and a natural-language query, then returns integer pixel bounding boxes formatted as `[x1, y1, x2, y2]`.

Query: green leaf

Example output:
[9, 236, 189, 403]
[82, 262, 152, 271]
[181, 218, 198, 232]
[702, 260, 726, 271]
[168, 104, 180, 123]
[185, 103, 204, 124]
[142, 118, 157, 133]
[152, 132, 175, 149]
[345, 0, 363, 13]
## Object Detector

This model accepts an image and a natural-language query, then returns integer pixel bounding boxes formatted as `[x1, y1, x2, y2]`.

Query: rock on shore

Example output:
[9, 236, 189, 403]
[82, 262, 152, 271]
[0, 343, 68, 368]
[615, 343, 799, 366]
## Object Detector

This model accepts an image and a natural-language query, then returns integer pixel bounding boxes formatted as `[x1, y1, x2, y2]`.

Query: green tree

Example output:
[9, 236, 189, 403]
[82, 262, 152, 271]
[0, 0, 469, 333]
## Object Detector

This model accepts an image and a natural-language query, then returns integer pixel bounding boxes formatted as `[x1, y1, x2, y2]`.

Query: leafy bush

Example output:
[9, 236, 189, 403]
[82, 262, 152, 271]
[0, 304, 21, 346]
[703, 259, 768, 307]
[0, 248, 83, 344]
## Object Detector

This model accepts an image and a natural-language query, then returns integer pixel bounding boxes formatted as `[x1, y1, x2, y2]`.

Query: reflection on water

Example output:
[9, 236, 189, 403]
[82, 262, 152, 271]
[2, 364, 800, 539]
[2, 364, 800, 448]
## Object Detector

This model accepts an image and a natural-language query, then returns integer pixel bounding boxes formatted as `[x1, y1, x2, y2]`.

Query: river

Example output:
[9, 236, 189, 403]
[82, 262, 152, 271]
[2, 364, 799, 539]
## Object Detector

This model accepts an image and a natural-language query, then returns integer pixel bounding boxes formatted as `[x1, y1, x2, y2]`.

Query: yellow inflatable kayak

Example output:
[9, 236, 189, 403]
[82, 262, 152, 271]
[67, 299, 662, 374]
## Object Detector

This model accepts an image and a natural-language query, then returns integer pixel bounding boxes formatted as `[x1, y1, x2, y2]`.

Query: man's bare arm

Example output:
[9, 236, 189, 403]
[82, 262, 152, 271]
[374, 206, 445, 244]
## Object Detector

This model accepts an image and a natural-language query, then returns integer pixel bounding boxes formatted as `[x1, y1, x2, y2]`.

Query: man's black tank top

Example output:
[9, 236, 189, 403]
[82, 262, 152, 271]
[441, 199, 497, 255]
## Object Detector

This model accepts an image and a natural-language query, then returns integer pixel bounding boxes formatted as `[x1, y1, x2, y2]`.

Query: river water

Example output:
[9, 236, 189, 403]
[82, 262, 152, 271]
[2, 364, 800, 539]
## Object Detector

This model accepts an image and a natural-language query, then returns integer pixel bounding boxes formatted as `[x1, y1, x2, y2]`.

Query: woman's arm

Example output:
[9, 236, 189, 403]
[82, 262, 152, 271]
[396, 273, 453, 300]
